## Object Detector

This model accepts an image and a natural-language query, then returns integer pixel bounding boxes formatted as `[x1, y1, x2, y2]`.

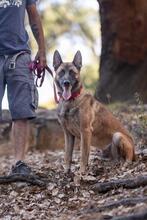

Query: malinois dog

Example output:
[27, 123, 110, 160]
[53, 50, 135, 173]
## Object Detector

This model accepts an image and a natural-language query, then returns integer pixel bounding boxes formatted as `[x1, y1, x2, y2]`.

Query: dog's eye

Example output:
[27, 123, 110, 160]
[59, 70, 65, 77]
[69, 70, 76, 77]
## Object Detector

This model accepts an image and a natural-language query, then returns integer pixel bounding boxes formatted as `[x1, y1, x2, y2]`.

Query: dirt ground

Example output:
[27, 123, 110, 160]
[0, 104, 147, 220]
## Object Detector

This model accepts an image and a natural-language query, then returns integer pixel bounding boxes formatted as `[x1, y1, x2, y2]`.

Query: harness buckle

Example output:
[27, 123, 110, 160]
[9, 61, 16, 70]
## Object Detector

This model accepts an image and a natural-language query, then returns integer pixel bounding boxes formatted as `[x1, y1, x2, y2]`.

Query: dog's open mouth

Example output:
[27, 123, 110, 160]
[62, 85, 72, 100]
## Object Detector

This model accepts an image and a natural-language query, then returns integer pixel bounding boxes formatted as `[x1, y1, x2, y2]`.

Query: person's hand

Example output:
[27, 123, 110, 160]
[35, 50, 47, 69]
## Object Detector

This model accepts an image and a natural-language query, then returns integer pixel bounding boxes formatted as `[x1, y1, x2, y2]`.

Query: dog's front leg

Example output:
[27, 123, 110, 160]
[64, 130, 75, 173]
[80, 128, 91, 174]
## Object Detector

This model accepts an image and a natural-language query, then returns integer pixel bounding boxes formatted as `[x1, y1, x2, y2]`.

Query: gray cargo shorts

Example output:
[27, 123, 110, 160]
[0, 52, 38, 120]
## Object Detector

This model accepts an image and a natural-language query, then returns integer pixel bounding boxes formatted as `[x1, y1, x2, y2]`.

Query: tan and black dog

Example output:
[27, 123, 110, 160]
[53, 50, 135, 173]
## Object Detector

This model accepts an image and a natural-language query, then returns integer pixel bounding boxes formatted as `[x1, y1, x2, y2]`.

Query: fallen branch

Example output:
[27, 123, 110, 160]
[96, 196, 147, 211]
[79, 196, 147, 216]
[0, 174, 46, 187]
[112, 211, 147, 220]
[92, 175, 147, 193]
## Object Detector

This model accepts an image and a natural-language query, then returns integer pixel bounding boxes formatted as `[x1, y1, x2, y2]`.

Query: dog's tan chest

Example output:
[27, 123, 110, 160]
[58, 104, 81, 137]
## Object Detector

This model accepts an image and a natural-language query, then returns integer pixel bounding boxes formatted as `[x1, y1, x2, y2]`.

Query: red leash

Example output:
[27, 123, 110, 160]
[29, 61, 59, 103]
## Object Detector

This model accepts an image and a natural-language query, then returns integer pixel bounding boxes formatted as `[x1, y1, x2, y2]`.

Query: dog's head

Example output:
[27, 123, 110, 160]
[53, 50, 82, 100]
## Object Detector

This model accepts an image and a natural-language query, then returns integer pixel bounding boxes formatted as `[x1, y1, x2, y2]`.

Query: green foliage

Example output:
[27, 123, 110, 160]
[38, 0, 100, 55]
[28, 0, 100, 94]
[81, 64, 99, 93]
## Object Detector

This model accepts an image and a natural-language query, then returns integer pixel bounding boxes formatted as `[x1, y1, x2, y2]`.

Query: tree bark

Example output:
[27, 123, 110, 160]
[96, 0, 147, 103]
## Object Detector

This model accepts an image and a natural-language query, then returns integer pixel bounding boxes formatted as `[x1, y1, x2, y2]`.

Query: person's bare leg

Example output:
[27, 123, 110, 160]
[11, 119, 30, 163]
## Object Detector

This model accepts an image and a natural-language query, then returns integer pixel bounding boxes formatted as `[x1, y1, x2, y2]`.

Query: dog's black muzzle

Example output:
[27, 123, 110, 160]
[63, 80, 71, 87]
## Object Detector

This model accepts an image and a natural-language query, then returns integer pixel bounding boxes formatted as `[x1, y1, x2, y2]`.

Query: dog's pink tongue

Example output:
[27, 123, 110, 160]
[63, 87, 71, 100]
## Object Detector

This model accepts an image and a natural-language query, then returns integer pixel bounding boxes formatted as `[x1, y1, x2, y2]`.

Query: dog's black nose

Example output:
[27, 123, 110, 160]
[63, 80, 70, 86]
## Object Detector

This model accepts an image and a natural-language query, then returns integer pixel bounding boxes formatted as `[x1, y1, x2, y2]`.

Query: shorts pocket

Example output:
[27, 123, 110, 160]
[31, 84, 39, 109]
[16, 53, 32, 68]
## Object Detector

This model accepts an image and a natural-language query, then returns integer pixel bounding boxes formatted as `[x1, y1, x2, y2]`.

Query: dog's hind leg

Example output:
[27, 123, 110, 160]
[112, 132, 135, 162]
[64, 130, 75, 173]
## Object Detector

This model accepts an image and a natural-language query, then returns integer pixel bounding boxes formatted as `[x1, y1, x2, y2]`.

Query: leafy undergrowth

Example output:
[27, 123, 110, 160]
[0, 105, 146, 220]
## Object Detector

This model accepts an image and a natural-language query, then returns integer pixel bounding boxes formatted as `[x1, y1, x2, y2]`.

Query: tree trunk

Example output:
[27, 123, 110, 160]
[96, 0, 147, 103]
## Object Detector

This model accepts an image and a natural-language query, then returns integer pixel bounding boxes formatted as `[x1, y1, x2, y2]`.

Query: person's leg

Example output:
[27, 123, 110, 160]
[0, 56, 6, 120]
[10, 119, 32, 175]
[5, 53, 38, 174]
[11, 119, 30, 163]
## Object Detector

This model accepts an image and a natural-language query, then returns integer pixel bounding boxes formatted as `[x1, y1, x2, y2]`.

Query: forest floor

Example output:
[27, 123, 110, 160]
[0, 104, 147, 220]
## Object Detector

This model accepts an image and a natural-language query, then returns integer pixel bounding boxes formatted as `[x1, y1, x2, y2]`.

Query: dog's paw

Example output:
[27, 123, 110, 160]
[123, 160, 133, 168]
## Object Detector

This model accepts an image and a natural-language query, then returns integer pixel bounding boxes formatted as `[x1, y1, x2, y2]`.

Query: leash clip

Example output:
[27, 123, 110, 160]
[9, 61, 16, 70]
[9, 51, 27, 70]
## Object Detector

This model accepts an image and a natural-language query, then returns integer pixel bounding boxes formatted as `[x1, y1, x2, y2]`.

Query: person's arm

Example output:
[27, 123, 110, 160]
[27, 4, 46, 68]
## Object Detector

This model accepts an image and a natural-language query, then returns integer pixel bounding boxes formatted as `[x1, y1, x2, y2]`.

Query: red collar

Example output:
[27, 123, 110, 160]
[58, 85, 83, 101]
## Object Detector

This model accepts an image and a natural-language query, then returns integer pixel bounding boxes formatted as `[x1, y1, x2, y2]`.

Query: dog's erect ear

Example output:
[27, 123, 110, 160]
[53, 50, 63, 70]
[72, 51, 82, 70]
